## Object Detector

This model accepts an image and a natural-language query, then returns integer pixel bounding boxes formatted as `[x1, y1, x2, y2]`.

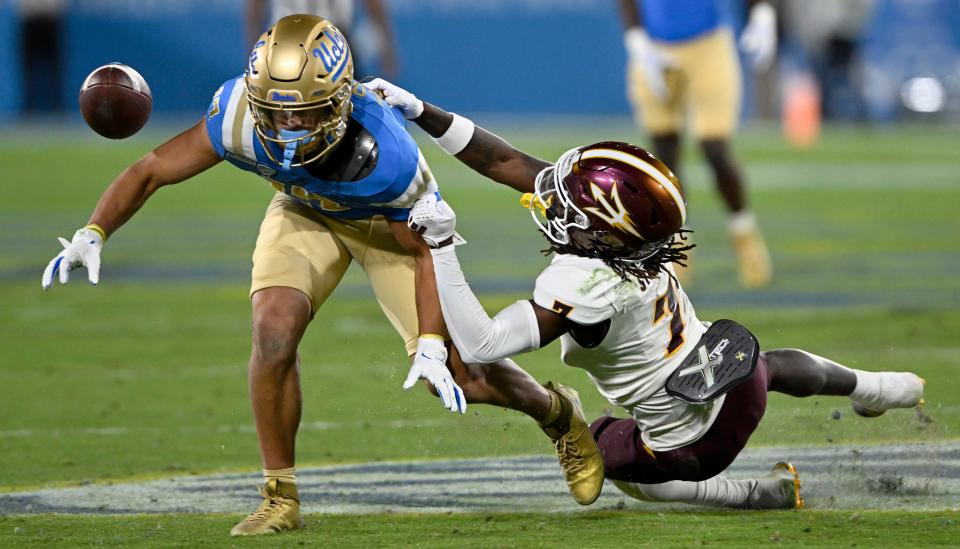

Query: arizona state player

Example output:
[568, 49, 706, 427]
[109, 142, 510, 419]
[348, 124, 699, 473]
[368, 78, 926, 510]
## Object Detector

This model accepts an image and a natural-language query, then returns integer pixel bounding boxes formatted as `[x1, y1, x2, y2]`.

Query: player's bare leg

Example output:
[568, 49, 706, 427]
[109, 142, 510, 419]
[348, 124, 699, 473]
[651, 133, 682, 180]
[764, 349, 925, 416]
[232, 287, 310, 536]
[700, 138, 772, 288]
[650, 133, 694, 285]
[447, 348, 605, 505]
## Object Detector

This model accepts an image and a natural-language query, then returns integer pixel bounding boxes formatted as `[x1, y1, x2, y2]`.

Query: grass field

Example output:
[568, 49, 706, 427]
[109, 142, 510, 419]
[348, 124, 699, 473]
[0, 121, 958, 546]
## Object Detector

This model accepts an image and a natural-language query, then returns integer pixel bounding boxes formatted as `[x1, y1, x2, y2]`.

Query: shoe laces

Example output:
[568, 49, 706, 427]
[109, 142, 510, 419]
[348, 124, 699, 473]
[247, 496, 291, 522]
[554, 432, 586, 475]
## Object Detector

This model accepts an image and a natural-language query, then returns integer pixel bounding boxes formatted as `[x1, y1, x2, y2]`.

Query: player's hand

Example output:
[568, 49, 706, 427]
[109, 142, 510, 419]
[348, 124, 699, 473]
[739, 2, 777, 72]
[41, 226, 104, 290]
[408, 194, 458, 248]
[363, 78, 424, 120]
[403, 336, 467, 414]
[624, 27, 676, 101]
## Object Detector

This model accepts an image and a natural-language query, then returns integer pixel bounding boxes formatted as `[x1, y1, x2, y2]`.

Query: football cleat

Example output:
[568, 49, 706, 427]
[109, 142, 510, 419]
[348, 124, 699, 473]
[747, 461, 804, 509]
[230, 478, 304, 536]
[730, 225, 772, 289]
[852, 373, 925, 418]
[541, 382, 605, 505]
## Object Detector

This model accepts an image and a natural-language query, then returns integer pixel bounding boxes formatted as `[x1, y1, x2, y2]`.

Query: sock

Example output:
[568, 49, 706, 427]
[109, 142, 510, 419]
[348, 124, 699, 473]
[538, 390, 561, 427]
[263, 467, 297, 485]
[849, 369, 882, 401]
[614, 476, 754, 508]
[727, 210, 757, 236]
[613, 477, 751, 507]
[538, 388, 571, 436]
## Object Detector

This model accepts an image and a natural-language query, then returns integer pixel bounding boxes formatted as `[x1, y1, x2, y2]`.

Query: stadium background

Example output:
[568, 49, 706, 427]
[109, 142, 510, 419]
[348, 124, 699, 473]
[1, 0, 959, 118]
[0, 0, 958, 546]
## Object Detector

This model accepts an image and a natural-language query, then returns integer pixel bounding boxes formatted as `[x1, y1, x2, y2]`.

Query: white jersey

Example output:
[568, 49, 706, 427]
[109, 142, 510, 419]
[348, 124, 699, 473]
[532, 254, 721, 451]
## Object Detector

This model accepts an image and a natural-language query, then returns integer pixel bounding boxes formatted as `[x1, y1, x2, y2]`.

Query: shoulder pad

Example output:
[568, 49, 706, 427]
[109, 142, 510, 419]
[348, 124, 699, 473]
[533, 256, 620, 325]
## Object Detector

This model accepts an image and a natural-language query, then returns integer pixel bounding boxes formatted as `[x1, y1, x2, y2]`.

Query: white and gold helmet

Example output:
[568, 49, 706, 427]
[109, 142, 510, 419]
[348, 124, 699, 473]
[245, 14, 354, 168]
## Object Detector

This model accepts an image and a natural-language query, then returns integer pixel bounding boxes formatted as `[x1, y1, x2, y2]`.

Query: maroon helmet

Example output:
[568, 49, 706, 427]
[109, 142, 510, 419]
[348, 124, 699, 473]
[529, 142, 687, 263]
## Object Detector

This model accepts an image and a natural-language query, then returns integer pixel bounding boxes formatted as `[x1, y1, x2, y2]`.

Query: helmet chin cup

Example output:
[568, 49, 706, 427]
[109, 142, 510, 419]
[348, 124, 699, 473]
[278, 129, 313, 170]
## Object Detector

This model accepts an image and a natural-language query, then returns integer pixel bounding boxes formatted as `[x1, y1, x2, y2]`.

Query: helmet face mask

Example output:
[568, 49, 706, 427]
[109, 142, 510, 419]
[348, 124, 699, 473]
[529, 148, 591, 245]
[245, 15, 355, 168]
[528, 142, 688, 272]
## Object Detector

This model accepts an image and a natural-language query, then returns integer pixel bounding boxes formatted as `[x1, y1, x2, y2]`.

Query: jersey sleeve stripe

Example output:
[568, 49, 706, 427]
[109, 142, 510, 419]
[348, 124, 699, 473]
[240, 100, 256, 159]
[580, 148, 687, 224]
[221, 80, 246, 155]
[369, 149, 437, 208]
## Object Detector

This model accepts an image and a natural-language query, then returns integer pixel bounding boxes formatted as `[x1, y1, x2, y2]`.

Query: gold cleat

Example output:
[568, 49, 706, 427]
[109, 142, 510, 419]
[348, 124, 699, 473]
[541, 382, 605, 505]
[230, 478, 304, 536]
[731, 226, 772, 289]
[773, 461, 804, 509]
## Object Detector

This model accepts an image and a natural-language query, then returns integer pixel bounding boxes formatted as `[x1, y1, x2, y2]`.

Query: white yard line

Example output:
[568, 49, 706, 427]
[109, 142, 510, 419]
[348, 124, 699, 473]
[1, 442, 957, 514]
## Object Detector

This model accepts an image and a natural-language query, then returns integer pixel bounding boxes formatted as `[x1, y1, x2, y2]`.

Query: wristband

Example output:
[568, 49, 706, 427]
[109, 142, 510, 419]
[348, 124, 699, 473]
[420, 333, 446, 342]
[83, 223, 107, 242]
[432, 114, 475, 155]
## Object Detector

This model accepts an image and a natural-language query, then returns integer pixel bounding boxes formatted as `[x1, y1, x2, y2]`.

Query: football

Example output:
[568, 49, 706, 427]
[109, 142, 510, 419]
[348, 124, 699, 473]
[78, 63, 152, 139]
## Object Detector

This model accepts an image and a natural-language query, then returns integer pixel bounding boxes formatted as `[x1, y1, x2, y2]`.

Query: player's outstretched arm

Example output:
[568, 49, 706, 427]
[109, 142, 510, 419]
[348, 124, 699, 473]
[87, 120, 221, 236]
[408, 196, 571, 364]
[41, 121, 222, 289]
[414, 102, 551, 194]
[363, 79, 550, 193]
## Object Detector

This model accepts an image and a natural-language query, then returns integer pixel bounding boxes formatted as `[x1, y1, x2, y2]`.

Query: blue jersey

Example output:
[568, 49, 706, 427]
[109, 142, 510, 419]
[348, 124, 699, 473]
[639, 0, 731, 43]
[204, 76, 433, 221]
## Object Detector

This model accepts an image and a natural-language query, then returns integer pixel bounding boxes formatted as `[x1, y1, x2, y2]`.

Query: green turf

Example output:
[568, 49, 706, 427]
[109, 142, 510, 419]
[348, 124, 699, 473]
[0, 287, 955, 488]
[1, 122, 958, 543]
[2, 510, 957, 548]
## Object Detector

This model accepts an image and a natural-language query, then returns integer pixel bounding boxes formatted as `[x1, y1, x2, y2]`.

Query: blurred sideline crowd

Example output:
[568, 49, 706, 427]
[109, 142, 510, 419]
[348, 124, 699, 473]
[5, 0, 958, 123]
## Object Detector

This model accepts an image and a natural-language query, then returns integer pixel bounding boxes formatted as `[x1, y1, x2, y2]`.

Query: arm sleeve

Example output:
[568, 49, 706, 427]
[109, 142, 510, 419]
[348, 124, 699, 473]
[430, 245, 541, 365]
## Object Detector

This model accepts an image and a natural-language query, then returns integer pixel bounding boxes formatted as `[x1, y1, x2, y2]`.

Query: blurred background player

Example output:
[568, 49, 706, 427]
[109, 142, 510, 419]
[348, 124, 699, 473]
[376, 81, 925, 509]
[618, 0, 776, 288]
[247, 0, 400, 78]
[17, 0, 68, 116]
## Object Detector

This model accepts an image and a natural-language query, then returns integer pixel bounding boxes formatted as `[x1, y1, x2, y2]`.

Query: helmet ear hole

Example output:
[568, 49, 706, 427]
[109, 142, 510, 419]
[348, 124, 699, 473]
[650, 207, 661, 225]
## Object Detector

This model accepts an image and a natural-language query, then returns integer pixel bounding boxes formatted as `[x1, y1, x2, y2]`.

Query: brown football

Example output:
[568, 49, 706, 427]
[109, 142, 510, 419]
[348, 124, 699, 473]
[78, 63, 152, 139]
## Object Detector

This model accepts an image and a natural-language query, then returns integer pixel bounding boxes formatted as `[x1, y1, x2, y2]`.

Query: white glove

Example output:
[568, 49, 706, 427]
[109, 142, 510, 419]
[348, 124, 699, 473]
[403, 336, 466, 414]
[739, 2, 777, 72]
[363, 78, 424, 120]
[408, 194, 460, 248]
[624, 27, 677, 101]
[41, 226, 104, 290]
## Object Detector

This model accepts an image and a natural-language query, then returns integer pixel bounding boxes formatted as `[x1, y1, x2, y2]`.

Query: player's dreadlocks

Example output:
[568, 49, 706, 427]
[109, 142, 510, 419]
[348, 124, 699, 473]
[543, 229, 695, 290]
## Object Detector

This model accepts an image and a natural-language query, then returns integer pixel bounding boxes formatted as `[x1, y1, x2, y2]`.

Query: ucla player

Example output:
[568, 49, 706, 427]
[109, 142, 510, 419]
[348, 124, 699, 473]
[619, 0, 776, 288]
[41, 15, 601, 536]
[370, 79, 926, 509]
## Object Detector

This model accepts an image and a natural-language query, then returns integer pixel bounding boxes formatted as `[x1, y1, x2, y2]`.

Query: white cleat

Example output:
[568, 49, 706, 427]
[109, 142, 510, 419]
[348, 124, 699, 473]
[852, 373, 925, 417]
[746, 462, 804, 509]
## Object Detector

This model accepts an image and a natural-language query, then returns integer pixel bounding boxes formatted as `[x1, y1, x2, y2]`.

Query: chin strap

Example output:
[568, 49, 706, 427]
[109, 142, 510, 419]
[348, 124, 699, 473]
[278, 129, 312, 170]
